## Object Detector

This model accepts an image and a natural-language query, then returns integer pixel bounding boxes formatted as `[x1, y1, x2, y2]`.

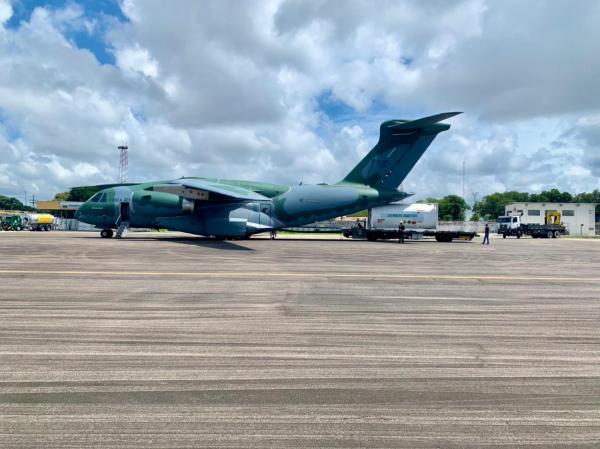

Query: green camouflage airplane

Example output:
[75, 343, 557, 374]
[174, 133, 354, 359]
[76, 112, 460, 239]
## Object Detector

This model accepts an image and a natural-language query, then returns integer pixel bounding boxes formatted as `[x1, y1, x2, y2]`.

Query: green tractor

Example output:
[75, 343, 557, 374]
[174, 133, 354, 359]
[1, 214, 23, 231]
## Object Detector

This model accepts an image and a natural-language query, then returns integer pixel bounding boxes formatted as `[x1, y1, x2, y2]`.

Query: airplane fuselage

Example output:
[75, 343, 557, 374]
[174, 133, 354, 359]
[75, 178, 408, 238]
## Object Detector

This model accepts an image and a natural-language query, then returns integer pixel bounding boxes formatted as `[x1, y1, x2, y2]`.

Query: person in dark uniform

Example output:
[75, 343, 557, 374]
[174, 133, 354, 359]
[482, 223, 490, 245]
[398, 222, 405, 244]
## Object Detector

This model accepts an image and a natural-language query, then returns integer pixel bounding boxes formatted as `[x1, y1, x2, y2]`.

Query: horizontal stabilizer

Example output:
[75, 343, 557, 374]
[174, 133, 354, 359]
[386, 112, 462, 130]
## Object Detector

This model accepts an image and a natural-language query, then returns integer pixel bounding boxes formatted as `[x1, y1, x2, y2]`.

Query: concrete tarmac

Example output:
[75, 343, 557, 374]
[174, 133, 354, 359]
[0, 231, 599, 448]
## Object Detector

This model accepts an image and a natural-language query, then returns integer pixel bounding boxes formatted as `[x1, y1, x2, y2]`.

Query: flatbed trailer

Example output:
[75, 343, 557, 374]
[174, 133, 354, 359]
[343, 227, 477, 242]
[523, 224, 565, 239]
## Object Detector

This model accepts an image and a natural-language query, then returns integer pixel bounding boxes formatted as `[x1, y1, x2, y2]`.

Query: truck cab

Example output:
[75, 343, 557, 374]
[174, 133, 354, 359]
[496, 215, 523, 238]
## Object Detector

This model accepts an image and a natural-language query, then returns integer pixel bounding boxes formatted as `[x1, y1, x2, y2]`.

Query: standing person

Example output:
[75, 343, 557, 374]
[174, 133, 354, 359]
[398, 222, 405, 244]
[482, 223, 490, 245]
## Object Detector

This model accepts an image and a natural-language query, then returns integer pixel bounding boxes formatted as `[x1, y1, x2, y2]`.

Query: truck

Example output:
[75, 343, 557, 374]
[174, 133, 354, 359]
[22, 213, 56, 231]
[496, 210, 567, 239]
[343, 203, 477, 242]
[0, 214, 23, 231]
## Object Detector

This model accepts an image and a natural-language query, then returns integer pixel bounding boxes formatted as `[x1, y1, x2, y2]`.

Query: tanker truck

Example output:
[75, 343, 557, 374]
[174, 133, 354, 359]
[22, 213, 55, 231]
[343, 203, 477, 242]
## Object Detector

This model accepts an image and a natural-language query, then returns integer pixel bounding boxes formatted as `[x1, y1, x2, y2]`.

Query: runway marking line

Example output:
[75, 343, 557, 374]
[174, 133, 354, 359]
[0, 270, 599, 283]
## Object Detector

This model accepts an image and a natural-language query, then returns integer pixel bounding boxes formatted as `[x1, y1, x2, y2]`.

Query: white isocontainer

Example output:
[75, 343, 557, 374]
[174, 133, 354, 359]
[369, 203, 438, 230]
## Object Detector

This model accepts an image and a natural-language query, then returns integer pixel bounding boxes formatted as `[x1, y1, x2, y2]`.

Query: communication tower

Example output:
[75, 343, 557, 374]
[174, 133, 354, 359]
[118, 144, 128, 183]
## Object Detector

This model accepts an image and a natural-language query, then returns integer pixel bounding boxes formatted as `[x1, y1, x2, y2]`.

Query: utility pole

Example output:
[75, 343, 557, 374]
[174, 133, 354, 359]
[118, 144, 128, 183]
[461, 159, 465, 200]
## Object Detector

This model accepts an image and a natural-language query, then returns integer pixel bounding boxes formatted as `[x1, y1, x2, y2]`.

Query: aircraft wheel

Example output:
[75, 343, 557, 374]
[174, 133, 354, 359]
[546, 230, 553, 239]
[100, 229, 113, 238]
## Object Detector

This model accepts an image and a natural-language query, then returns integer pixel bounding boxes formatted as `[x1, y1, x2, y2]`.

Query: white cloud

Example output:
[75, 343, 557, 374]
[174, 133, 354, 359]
[115, 44, 158, 78]
[0, 0, 599, 201]
[0, 0, 12, 24]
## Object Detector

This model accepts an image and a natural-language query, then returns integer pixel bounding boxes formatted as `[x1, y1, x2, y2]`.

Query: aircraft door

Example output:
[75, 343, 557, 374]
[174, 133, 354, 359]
[120, 202, 131, 222]
[259, 203, 271, 225]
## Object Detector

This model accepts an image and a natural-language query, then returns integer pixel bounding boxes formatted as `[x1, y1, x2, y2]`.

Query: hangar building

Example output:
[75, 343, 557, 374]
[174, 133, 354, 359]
[505, 202, 596, 237]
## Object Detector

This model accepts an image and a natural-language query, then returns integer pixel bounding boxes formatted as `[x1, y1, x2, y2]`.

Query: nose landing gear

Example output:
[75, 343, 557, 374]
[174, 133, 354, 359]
[100, 229, 114, 238]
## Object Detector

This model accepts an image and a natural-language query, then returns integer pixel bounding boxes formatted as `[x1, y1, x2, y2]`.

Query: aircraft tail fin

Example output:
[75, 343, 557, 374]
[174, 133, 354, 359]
[341, 112, 461, 189]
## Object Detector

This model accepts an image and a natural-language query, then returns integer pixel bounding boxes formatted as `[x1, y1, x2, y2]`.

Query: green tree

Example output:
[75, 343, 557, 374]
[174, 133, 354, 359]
[0, 195, 35, 211]
[53, 191, 70, 201]
[421, 195, 470, 221]
[574, 189, 600, 216]
[68, 186, 102, 202]
[438, 195, 470, 221]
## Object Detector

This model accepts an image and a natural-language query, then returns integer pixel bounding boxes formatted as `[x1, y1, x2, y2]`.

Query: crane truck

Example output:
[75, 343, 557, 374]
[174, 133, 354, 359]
[496, 210, 567, 239]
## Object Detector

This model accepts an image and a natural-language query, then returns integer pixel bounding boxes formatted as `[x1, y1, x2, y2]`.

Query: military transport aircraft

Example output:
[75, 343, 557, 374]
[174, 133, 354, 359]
[75, 112, 460, 239]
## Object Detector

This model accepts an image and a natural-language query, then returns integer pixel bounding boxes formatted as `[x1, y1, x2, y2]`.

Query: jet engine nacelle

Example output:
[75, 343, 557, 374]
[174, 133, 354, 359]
[202, 204, 273, 238]
[132, 191, 195, 217]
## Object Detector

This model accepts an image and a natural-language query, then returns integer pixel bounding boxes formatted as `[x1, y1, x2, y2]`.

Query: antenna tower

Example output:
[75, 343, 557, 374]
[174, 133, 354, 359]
[118, 144, 128, 183]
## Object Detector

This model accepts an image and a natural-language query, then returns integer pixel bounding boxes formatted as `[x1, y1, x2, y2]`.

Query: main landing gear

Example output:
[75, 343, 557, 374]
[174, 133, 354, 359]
[100, 229, 114, 238]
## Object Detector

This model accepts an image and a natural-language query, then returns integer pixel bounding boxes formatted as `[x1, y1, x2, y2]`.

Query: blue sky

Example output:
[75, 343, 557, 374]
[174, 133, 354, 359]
[6, 0, 126, 64]
[0, 0, 599, 200]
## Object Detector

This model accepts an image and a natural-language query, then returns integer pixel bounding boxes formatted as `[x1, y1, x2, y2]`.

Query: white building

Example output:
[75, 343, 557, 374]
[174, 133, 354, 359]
[505, 202, 597, 237]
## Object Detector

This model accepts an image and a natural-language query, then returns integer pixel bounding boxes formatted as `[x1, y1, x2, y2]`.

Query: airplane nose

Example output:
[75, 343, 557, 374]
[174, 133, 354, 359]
[75, 208, 81, 220]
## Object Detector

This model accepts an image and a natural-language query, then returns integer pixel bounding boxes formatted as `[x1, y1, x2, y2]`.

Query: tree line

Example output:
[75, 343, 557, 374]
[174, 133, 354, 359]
[472, 189, 600, 220]
[423, 189, 599, 221]
[0, 195, 35, 211]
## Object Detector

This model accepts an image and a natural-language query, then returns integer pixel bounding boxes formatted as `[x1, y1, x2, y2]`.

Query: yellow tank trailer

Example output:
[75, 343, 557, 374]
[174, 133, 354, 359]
[22, 213, 55, 231]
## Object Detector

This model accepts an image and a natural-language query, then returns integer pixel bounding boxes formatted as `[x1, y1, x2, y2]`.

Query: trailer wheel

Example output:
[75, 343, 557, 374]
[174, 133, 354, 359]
[503, 233, 507, 239]
[554, 231, 560, 238]
[366, 235, 378, 242]
[100, 229, 113, 238]
[546, 230, 553, 238]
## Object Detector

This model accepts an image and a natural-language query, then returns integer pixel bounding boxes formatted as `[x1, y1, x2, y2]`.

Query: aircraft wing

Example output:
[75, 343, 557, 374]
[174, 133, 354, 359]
[153, 179, 269, 202]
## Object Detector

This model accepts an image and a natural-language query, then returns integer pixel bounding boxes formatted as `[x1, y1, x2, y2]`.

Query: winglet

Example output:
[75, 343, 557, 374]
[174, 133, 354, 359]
[387, 112, 462, 130]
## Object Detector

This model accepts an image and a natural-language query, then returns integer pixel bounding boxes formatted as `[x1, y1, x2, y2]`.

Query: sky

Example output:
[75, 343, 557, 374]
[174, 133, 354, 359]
[0, 0, 599, 203]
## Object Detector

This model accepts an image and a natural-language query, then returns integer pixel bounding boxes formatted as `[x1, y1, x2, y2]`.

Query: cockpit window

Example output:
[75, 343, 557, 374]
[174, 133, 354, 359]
[89, 193, 102, 202]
